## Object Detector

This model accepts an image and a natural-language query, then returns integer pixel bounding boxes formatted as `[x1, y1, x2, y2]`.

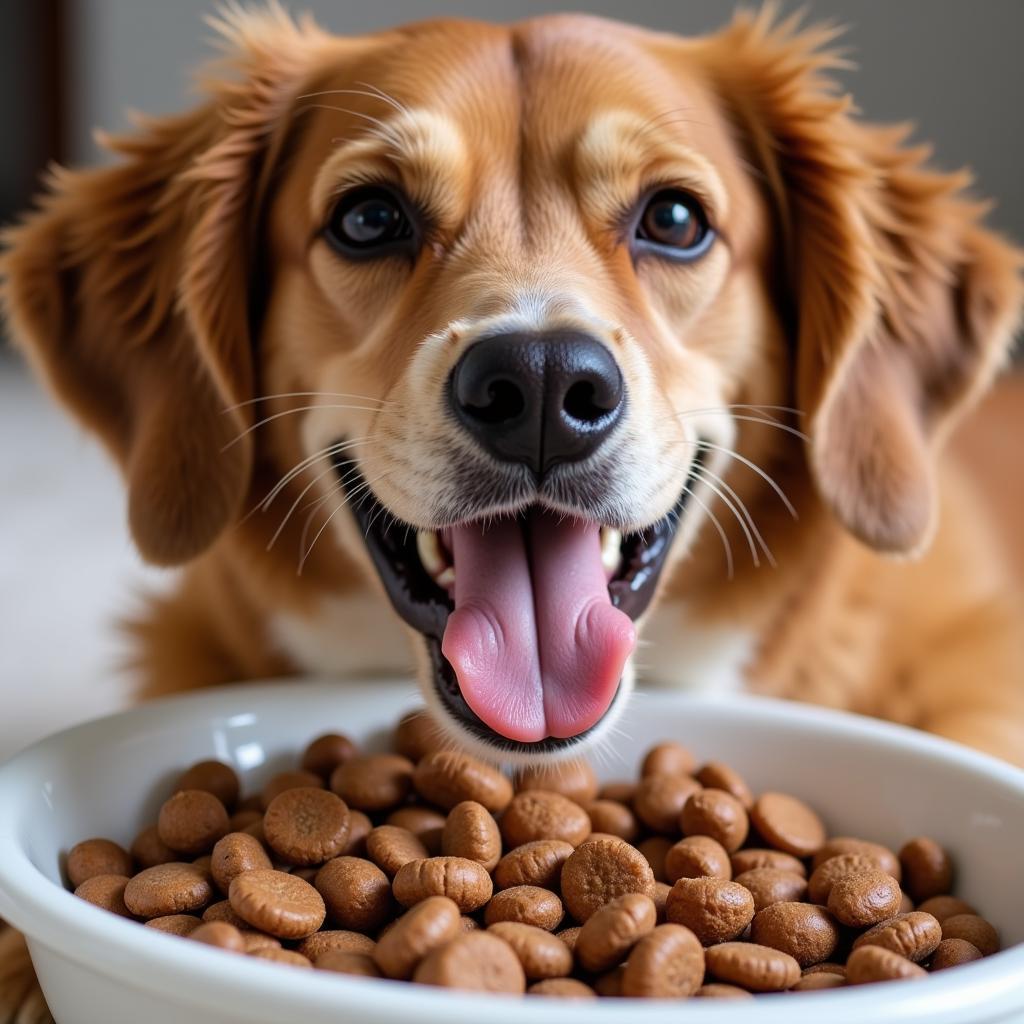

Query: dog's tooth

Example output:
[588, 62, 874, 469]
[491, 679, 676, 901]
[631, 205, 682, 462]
[416, 530, 446, 578]
[600, 527, 623, 574]
[436, 567, 455, 589]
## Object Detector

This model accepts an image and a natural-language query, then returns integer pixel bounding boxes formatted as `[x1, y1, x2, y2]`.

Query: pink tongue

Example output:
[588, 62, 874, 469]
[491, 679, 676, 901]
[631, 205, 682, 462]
[441, 510, 636, 742]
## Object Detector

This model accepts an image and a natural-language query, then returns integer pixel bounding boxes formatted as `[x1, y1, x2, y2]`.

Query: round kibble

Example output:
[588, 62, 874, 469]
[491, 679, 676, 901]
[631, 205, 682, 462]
[941, 914, 1000, 957]
[229, 810, 263, 832]
[366, 825, 429, 877]
[665, 877, 755, 945]
[373, 895, 461, 979]
[515, 761, 599, 804]
[301, 733, 357, 780]
[67, 838, 133, 888]
[812, 838, 901, 881]
[210, 832, 272, 893]
[751, 902, 840, 967]
[695, 983, 753, 998]
[74, 874, 132, 917]
[316, 950, 382, 977]
[695, 762, 753, 809]
[793, 971, 846, 990]
[394, 709, 447, 761]
[131, 825, 176, 869]
[652, 880, 671, 922]
[157, 790, 230, 856]
[917, 895, 976, 923]
[249, 948, 312, 968]
[593, 966, 624, 997]
[145, 914, 202, 936]
[343, 810, 372, 857]
[750, 792, 825, 858]
[124, 863, 213, 918]
[803, 961, 846, 977]
[731, 848, 806, 878]
[442, 801, 502, 870]
[633, 773, 701, 834]
[229, 869, 326, 939]
[899, 837, 954, 902]
[576, 893, 657, 972]
[560, 837, 655, 922]
[243, 932, 282, 953]
[298, 929, 375, 959]
[931, 937, 983, 970]
[393, 857, 493, 912]
[853, 911, 943, 962]
[388, 806, 446, 854]
[331, 754, 414, 812]
[636, 837, 673, 883]
[413, 931, 526, 993]
[599, 781, 636, 803]
[665, 835, 732, 883]
[260, 770, 324, 810]
[734, 868, 808, 912]
[828, 870, 903, 927]
[527, 978, 596, 998]
[315, 856, 392, 931]
[494, 840, 574, 891]
[500, 791, 591, 848]
[705, 941, 801, 992]
[584, 800, 639, 842]
[175, 760, 240, 809]
[263, 787, 350, 866]
[621, 924, 705, 998]
[488, 921, 573, 979]
[190, 921, 244, 952]
[556, 925, 581, 950]
[413, 751, 512, 813]
[202, 899, 252, 929]
[641, 742, 696, 777]
[846, 945, 927, 983]
[680, 789, 749, 853]
[484, 885, 563, 931]
[808, 852, 892, 904]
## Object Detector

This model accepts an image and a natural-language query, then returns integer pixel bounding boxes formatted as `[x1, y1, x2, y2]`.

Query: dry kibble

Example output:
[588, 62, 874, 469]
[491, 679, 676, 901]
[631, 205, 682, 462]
[813, 838, 902, 881]
[917, 895, 976, 923]
[243, 932, 282, 953]
[124, 863, 213, 917]
[695, 762, 753, 809]
[828, 870, 903, 928]
[315, 856, 392, 932]
[665, 877, 755, 945]
[388, 806, 446, 854]
[229, 869, 326, 939]
[555, 925, 581, 950]
[853, 911, 943, 962]
[393, 709, 447, 762]
[592, 966, 624, 997]
[484, 886, 563, 931]
[67, 839, 133, 888]
[74, 874, 133, 917]
[393, 857, 493, 912]
[734, 868, 808, 912]
[202, 899, 253, 929]
[652, 880, 671, 922]
[190, 921, 244, 952]
[316, 950, 382, 977]
[131, 825, 177, 869]
[366, 825, 429, 877]
[228, 810, 263, 832]
[527, 978, 596, 998]
[808, 852, 892, 905]
[680, 789, 749, 853]
[264, 790, 350, 868]
[750, 902, 840, 967]
[298, 929, 375, 959]
[157, 790, 230, 856]
[803, 961, 846, 977]
[493, 840, 574, 891]
[621, 924, 705, 998]
[576, 893, 657, 972]
[931, 937, 984, 970]
[731, 848, 807, 878]
[500, 791, 591, 849]
[899, 837, 954, 902]
[636, 837, 673, 883]
[633, 773, 701, 834]
[599, 781, 636, 803]
[442, 800, 502, 870]
[515, 761, 599, 804]
[145, 914, 202, 936]
[846, 945, 927, 983]
[343, 810, 373, 857]
[331, 754, 414, 812]
[941, 914, 1000, 957]
[175, 761, 240, 809]
[705, 941, 801, 992]
[641, 742, 696, 777]
[695, 983, 753, 998]
[750, 793, 825, 858]
[793, 971, 846, 990]
[413, 931, 526, 993]
[301, 733, 357, 780]
[373, 896, 461, 979]
[413, 751, 513, 812]
[665, 835, 732, 883]
[584, 800, 639, 842]
[560, 837, 655, 922]
[210, 832, 272, 893]
[488, 922, 574, 979]
[260, 770, 324, 810]
[249, 948, 312, 968]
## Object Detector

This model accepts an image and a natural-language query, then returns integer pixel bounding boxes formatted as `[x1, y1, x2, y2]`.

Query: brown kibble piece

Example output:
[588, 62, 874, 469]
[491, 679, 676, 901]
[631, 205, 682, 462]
[917, 895, 976, 923]
[793, 972, 846, 990]
[388, 806, 446, 854]
[74, 874, 132, 917]
[899, 837, 954, 902]
[808, 852, 893, 904]
[592, 966, 624, 997]
[846, 945, 926, 983]
[500, 791, 591, 848]
[343, 809, 372, 856]
[263, 787, 350, 866]
[633, 773, 701, 834]
[555, 925, 581, 950]
[260, 770, 324, 810]
[584, 800, 639, 842]
[665, 877, 755, 946]
[366, 825, 429, 877]
[393, 709, 446, 762]
[620, 924, 705, 998]
[315, 856, 392, 932]
[941, 914, 1000, 957]
[249, 948, 312, 968]
[734, 868, 808, 912]
[298, 929, 375, 960]
[124, 863, 213, 918]
[413, 751, 512, 813]
[157, 790, 230, 856]
[812, 838, 901, 881]
[515, 761, 599, 804]
[316, 950, 382, 977]
[228, 810, 262, 833]
[301, 733, 357, 780]
[242, 932, 281, 953]
[680, 789, 749, 853]
[665, 835, 731, 883]
[413, 930, 525, 993]
[67, 838, 133, 888]
[695, 983, 753, 998]
[229, 869, 325, 939]
[202, 899, 252, 930]
[145, 914, 202, 936]
[393, 856, 493, 912]
[488, 922, 573, 980]
[635, 836, 672, 883]
[641, 742, 696, 777]
[705, 941, 801, 992]
[527, 978, 596, 998]
[484, 885, 563, 931]
[931, 937, 984, 970]
[599, 781, 636, 804]
[131, 825, 177, 870]
[853, 911, 943, 961]
[211, 832, 272, 893]
[750, 902, 840, 967]
[828, 870, 903, 927]
[560, 837, 655, 922]
[802, 961, 846, 977]
[576, 893, 657, 972]
[493, 840, 574, 891]
[190, 921, 244, 952]
[331, 754, 414, 812]
[442, 801, 502, 870]
[373, 896, 461, 979]
[695, 762, 753, 809]
[750, 792, 825, 858]
[175, 760, 240, 809]
[731, 848, 807, 878]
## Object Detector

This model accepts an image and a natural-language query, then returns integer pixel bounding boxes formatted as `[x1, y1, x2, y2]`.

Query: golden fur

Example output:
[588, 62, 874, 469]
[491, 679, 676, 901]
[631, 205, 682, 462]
[1, 7, 1022, 1016]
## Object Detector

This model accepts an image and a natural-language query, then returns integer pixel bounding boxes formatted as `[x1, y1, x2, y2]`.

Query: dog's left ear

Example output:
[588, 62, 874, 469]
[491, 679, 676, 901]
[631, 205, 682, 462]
[702, 11, 1023, 555]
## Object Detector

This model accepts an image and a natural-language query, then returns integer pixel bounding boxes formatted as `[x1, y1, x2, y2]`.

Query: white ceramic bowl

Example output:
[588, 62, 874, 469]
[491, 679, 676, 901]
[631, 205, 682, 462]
[2, 681, 1024, 1024]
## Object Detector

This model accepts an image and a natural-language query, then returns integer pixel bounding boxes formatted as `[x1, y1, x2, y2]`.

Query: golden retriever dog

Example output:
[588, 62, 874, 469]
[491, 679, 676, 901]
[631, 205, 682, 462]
[2, 6, 1021, 1017]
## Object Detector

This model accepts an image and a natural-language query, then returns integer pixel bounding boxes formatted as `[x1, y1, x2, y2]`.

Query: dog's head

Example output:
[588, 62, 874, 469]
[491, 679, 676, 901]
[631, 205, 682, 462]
[4, 8, 1020, 762]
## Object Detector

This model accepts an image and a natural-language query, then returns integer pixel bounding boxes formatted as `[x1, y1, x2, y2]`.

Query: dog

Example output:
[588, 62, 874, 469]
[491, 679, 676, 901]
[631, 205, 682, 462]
[2, 6, 1022, 1019]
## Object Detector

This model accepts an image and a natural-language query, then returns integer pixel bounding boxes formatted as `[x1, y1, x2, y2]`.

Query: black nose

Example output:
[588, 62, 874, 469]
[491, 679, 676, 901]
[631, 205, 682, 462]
[450, 330, 625, 476]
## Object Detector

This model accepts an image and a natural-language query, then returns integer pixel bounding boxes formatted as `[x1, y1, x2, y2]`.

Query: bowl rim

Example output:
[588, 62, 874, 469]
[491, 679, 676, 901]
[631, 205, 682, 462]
[2, 680, 1024, 1023]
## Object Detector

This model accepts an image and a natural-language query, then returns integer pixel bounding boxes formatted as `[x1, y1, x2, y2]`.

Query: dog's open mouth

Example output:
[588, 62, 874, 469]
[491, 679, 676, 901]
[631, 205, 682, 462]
[332, 452, 700, 753]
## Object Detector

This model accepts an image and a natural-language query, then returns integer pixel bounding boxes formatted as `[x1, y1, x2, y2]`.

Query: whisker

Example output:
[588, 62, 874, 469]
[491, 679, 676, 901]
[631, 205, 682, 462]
[693, 440, 798, 519]
[693, 463, 776, 568]
[681, 484, 735, 580]
[254, 435, 374, 515]
[266, 458, 352, 553]
[222, 404, 382, 451]
[224, 391, 385, 412]
[689, 467, 759, 567]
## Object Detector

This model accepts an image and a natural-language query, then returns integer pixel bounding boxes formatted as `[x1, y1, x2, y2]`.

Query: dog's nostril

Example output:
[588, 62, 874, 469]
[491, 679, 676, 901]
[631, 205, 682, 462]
[563, 380, 614, 423]
[464, 379, 525, 425]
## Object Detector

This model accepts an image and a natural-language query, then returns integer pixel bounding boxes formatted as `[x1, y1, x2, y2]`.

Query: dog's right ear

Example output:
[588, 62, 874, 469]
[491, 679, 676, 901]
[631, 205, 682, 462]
[1, 7, 331, 565]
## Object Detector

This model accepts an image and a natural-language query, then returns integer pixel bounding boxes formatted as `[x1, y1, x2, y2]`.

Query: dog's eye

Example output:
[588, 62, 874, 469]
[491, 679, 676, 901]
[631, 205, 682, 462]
[635, 190, 713, 260]
[324, 186, 415, 256]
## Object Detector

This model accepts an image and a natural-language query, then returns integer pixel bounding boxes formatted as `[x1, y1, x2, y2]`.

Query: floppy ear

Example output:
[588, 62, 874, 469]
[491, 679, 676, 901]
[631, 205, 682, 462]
[0, 7, 328, 564]
[703, 11, 1023, 555]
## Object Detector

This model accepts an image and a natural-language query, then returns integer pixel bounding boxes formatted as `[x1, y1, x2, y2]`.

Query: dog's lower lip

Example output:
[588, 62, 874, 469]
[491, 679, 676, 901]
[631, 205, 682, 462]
[330, 450, 704, 751]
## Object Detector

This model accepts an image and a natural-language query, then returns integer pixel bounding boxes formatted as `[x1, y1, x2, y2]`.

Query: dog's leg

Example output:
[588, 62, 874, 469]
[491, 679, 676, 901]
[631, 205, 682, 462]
[0, 926, 52, 1024]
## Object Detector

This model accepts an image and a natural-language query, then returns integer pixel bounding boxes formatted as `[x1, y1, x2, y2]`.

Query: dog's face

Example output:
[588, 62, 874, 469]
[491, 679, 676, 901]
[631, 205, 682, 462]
[4, 10, 1020, 763]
